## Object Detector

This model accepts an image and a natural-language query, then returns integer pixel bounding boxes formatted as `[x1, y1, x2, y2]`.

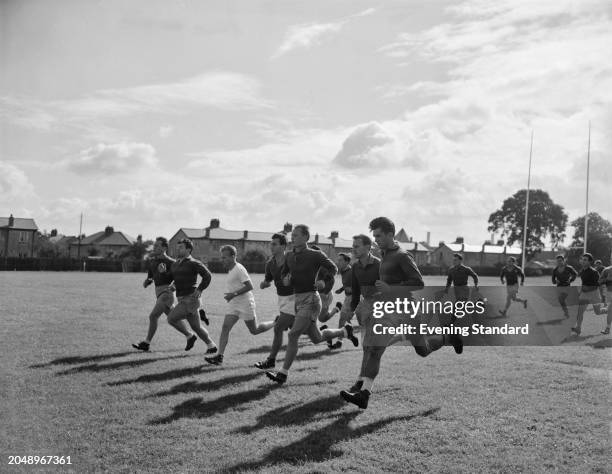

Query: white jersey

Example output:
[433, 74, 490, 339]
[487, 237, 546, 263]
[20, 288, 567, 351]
[227, 262, 255, 304]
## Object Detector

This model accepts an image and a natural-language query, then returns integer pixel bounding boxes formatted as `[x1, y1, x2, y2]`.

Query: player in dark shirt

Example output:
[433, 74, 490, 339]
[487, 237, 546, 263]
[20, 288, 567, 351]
[551, 255, 577, 318]
[132, 237, 194, 352]
[166, 238, 217, 354]
[498, 257, 527, 317]
[340, 217, 463, 409]
[594, 259, 607, 305]
[445, 253, 479, 302]
[322, 253, 355, 349]
[572, 253, 606, 335]
[254, 233, 296, 370]
[598, 265, 612, 334]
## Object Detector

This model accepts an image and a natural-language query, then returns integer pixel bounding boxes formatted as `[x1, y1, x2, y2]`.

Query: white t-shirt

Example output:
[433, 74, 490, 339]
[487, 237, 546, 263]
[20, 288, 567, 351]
[227, 262, 255, 304]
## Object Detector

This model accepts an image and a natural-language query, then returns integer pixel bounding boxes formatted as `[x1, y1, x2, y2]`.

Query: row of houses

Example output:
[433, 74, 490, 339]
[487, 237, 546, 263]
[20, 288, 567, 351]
[1, 214, 558, 271]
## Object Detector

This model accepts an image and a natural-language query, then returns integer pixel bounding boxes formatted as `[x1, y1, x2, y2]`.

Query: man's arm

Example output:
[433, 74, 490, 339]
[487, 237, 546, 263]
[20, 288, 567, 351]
[195, 262, 212, 292]
[260, 260, 273, 289]
[350, 268, 361, 312]
[317, 251, 338, 276]
[551, 268, 557, 285]
[568, 266, 577, 283]
[500, 268, 506, 284]
[467, 267, 479, 287]
[399, 253, 424, 289]
[446, 269, 453, 290]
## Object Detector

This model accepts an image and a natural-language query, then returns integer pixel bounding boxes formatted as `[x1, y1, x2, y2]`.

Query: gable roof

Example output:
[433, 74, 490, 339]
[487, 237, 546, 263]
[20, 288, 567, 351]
[394, 228, 410, 243]
[98, 232, 136, 246]
[177, 228, 207, 239]
[0, 217, 38, 231]
[80, 231, 106, 245]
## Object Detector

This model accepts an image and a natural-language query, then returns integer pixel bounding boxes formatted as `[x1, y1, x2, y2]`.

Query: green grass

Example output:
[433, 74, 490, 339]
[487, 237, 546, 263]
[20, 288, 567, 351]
[1, 272, 610, 473]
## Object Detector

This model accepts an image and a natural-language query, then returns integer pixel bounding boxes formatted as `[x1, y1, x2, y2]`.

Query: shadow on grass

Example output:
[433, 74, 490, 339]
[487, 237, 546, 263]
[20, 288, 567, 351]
[234, 394, 349, 434]
[240, 340, 310, 355]
[108, 363, 219, 386]
[30, 351, 137, 368]
[560, 334, 598, 344]
[586, 338, 612, 349]
[148, 371, 263, 397]
[56, 354, 189, 375]
[536, 318, 568, 326]
[149, 387, 276, 425]
[226, 408, 440, 471]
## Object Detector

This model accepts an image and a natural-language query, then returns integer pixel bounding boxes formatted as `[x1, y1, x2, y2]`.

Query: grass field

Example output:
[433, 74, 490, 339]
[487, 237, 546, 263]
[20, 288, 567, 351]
[1, 272, 610, 473]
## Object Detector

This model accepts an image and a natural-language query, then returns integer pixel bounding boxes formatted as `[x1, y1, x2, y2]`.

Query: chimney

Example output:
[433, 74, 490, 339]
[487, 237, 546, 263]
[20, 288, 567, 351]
[137, 234, 142, 244]
[283, 222, 293, 234]
[426, 231, 431, 246]
[491, 233, 495, 244]
[243, 230, 248, 239]
[439, 241, 445, 247]
[104, 225, 114, 236]
[461, 243, 465, 252]
[8, 214, 14, 227]
[455, 236, 464, 244]
[314, 234, 319, 244]
[408, 236, 413, 243]
[209, 218, 220, 229]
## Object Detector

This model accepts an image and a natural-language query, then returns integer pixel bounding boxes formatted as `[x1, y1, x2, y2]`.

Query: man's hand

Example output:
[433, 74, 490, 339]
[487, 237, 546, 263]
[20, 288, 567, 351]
[260, 280, 271, 290]
[193, 289, 202, 299]
[335, 288, 343, 294]
[143, 278, 152, 288]
[282, 273, 291, 286]
[375, 280, 391, 294]
[168, 283, 176, 292]
[315, 280, 325, 291]
[224, 292, 235, 302]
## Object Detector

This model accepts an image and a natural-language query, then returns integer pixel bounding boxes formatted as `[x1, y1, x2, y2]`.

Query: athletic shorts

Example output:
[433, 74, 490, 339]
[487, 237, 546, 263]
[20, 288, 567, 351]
[555, 287, 570, 298]
[294, 291, 322, 321]
[227, 298, 256, 321]
[152, 288, 175, 316]
[278, 294, 296, 316]
[355, 297, 375, 346]
[578, 289, 602, 305]
[169, 292, 200, 320]
[453, 285, 470, 302]
[506, 284, 519, 298]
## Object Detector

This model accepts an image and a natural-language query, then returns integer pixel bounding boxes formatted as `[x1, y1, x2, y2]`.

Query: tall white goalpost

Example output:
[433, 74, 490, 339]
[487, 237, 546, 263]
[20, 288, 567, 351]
[521, 131, 534, 270]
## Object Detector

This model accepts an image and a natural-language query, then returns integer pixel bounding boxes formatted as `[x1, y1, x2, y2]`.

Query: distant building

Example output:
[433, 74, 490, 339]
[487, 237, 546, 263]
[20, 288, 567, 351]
[430, 237, 522, 271]
[49, 235, 78, 257]
[394, 228, 431, 266]
[69, 226, 136, 258]
[169, 219, 353, 263]
[0, 214, 39, 257]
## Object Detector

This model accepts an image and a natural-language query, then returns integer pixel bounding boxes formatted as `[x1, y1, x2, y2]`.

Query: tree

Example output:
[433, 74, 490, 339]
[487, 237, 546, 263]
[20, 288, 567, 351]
[568, 212, 612, 265]
[120, 236, 153, 260]
[242, 248, 267, 263]
[488, 189, 567, 261]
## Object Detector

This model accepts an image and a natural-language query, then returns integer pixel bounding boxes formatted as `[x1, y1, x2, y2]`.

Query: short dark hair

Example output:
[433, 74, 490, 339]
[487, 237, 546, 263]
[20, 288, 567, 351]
[508, 256, 516, 263]
[221, 245, 237, 257]
[453, 253, 463, 260]
[155, 236, 169, 249]
[353, 234, 372, 246]
[177, 238, 193, 250]
[369, 216, 395, 235]
[271, 233, 287, 246]
[294, 224, 310, 239]
[338, 253, 351, 262]
[582, 253, 594, 263]
[310, 244, 321, 251]
[556, 254, 565, 260]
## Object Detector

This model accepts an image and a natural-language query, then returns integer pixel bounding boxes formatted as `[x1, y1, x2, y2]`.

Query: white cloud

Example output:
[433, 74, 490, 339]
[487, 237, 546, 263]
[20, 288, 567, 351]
[64, 142, 158, 176]
[272, 8, 376, 59]
[159, 125, 174, 138]
[0, 161, 35, 199]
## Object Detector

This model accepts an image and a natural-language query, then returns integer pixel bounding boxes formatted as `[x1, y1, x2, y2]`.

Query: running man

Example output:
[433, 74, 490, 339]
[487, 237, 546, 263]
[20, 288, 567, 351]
[340, 217, 463, 409]
[254, 233, 295, 370]
[132, 237, 195, 352]
[265, 224, 358, 385]
[341, 234, 380, 395]
[499, 256, 527, 317]
[598, 265, 612, 335]
[594, 259, 607, 306]
[321, 253, 355, 349]
[166, 238, 217, 354]
[551, 255, 578, 318]
[205, 245, 275, 366]
[311, 244, 336, 326]
[445, 253, 479, 302]
[571, 253, 606, 336]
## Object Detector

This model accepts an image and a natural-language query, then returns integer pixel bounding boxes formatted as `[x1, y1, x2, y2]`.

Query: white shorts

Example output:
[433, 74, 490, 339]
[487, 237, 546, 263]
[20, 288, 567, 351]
[278, 294, 296, 316]
[227, 298, 257, 321]
[579, 289, 602, 305]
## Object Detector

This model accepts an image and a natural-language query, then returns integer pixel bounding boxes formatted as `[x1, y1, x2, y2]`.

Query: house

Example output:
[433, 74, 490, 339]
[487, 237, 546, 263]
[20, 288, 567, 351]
[429, 237, 522, 271]
[0, 214, 39, 257]
[394, 228, 431, 266]
[69, 226, 136, 258]
[169, 219, 354, 263]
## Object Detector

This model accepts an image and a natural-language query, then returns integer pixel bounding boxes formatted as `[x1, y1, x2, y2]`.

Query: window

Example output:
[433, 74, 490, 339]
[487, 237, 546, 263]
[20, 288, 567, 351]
[18, 231, 28, 243]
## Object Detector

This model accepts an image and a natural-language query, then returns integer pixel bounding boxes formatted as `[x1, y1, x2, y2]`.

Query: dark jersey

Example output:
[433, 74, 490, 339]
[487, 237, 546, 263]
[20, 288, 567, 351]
[284, 246, 337, 293]
[579, 266, 600, 291]
[264, 255, 293, 297]
[170, 256, 212, 297]
[147, 255, 175, 287]
[446, 264, 478, 287]
[379, 243, 424, 288]
[351, 255, 381, 311]
[552, 265, 577, 287]
[500, 265, 524, 286]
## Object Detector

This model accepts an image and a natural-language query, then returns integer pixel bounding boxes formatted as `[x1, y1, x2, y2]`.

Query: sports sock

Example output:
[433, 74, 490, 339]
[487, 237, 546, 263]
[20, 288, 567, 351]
[362, 377, 374, 392]
[144, 338, 151, 344]
[279, 368, 288, 375]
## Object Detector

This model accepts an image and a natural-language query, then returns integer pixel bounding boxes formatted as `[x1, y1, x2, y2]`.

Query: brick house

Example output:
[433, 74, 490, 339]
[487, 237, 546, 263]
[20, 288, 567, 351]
[0, 214, 39, 257]
[69, 226, 136, 258]
[429, 237, 522, 272]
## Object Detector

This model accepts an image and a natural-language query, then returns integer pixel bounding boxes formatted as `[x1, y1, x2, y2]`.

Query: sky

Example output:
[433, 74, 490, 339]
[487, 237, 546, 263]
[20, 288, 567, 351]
[1, 0, 611, 246]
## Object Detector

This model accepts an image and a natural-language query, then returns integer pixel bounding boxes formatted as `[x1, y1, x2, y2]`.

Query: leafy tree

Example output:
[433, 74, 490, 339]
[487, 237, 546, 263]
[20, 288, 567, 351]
[488, 189, 567, 261]
[568, 212, 612, 265]
[242, 248, 267, 263]
[121, 235, 153, 260]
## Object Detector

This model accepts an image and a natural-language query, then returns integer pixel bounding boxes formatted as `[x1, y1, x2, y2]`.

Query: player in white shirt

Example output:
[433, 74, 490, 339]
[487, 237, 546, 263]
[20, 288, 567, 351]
[205, 245, 276, 365]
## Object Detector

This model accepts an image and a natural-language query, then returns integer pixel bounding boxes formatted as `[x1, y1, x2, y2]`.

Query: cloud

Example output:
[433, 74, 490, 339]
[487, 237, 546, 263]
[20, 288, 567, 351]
[63, 143, 158, 176]
[0, 72, 271, 133]
[272, 8, 376, 59]
[333, 121, 426, 169]
[159, 125, 174, 139]
[0, 161, 34, 199]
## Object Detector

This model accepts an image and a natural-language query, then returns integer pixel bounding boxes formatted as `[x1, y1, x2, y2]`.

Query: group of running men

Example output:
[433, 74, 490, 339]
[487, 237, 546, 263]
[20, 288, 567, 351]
[132, 216, 612, 409]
